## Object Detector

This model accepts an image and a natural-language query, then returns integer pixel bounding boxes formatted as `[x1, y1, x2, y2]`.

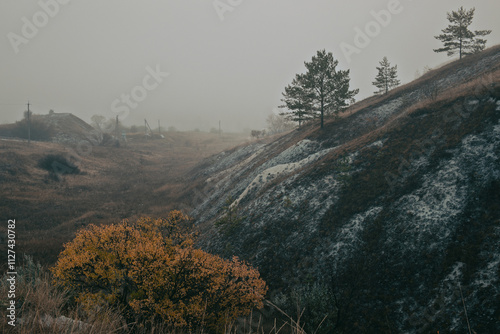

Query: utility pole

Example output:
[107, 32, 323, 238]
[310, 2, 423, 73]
[144, 119, 153, 137]
[158, 120, 161, 135]
[115, 115, 120, 139]
[219, 120, 221, 137]
[27, 101, 31, 144]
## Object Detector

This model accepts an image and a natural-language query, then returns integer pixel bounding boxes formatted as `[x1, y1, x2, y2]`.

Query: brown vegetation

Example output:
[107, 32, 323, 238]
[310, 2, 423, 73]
[0, 255, 312, 334]
[0, 132, 250, 268]
[51, 212, 267, 332]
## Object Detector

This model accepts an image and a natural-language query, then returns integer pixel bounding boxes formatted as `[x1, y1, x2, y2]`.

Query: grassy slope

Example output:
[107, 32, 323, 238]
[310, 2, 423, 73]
[184, 46, 500, 333]
[0, 132, 250, 267]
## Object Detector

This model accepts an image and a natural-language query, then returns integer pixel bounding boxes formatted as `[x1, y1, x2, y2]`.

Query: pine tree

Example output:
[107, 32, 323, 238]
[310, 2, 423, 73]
[279, 75, 315, 128]
[372, 57, 400, 95]
[304, 50, 358, 128]
[281, 50, 358, 129]
[434, 7, 491, 59]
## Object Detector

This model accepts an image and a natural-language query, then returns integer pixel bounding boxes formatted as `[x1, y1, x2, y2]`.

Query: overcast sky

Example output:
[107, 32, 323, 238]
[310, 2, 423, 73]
[1, 0, 499, 131]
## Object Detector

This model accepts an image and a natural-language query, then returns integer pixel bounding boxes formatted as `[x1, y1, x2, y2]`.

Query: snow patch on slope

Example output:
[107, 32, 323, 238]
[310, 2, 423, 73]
[233, 141, 334, 206]
[475, 252, 500, 289]
[372, 98, 404, 121]
[203, 143, 265, 177]
[394, 122, 500, 253]
[206, 145, 266, 184]
[328, 206, 383, 264]
[261, 139, 320, 168]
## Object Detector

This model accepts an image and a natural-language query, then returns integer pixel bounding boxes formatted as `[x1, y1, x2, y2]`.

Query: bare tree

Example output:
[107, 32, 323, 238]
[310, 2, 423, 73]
[266, 113, 295, 134]
[91, 114, 106, 130]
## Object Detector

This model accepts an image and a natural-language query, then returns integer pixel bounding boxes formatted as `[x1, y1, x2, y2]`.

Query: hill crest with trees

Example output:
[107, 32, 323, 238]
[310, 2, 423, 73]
[186, 45, 500, 333]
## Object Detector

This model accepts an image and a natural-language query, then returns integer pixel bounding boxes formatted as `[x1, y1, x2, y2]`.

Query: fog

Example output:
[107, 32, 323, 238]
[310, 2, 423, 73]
[1, 0, 499, 131]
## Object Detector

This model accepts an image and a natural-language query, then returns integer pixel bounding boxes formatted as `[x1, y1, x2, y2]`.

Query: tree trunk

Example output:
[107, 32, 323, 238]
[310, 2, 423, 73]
[460, 38, 463, 59]
[320, 100, 324, 129]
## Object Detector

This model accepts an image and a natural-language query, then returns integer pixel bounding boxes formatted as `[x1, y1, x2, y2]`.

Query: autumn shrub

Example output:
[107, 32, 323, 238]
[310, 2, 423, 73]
[51, 211, 267, 332]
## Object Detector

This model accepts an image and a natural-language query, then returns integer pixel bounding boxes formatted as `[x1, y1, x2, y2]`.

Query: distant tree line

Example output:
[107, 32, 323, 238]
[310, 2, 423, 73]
[1, 110, 54, 141]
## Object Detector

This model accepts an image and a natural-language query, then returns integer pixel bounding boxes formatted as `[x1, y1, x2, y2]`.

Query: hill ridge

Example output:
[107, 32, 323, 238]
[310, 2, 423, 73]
[187, 45, 500, 333]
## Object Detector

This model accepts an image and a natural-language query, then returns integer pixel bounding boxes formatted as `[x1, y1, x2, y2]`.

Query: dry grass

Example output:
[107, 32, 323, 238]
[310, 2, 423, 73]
[0, 256, 315, 334]
[0, 258, 137, 333]
[0, 132, 250, 268]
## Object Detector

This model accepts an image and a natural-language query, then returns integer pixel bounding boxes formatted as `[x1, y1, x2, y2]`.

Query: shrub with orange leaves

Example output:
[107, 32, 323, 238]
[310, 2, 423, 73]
[51, 211, 267, 332]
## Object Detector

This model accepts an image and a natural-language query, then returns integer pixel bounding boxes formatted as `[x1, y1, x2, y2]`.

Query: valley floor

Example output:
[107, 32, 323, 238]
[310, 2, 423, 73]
[0, 131, 250, 266]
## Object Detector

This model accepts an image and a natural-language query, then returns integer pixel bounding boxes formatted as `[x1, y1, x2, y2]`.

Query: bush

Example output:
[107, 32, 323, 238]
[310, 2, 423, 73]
[215, 197, 245, 236]
[100, 133, 114, 146]
[37, 154, 80, 178]
[11, 119, 53, 141]
[51, 211, 267, 332]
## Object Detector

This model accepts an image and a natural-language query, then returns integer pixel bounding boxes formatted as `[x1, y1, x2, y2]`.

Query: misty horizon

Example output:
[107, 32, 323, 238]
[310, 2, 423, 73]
[1, 0, 499, 132]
